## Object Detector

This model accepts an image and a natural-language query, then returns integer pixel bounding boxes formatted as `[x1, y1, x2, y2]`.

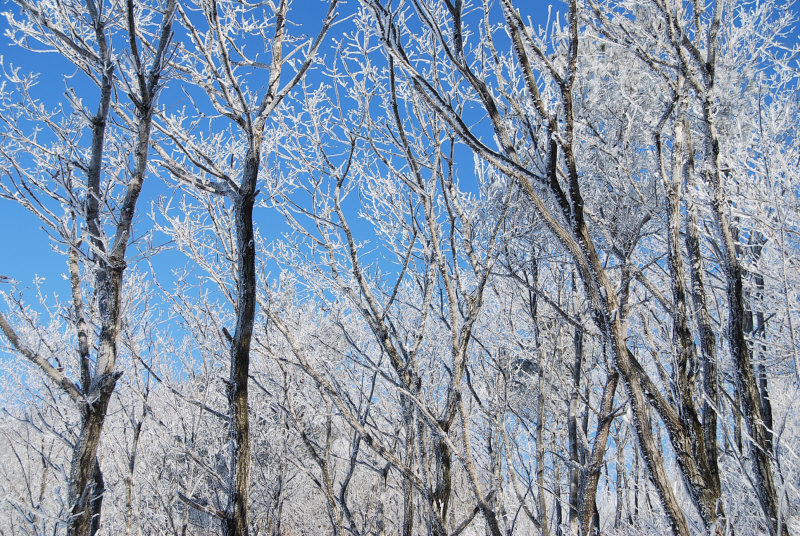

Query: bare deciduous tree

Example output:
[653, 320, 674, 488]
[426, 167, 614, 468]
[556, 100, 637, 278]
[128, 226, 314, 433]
[153, 1, 339, 532]
[0, 0, 176, 533]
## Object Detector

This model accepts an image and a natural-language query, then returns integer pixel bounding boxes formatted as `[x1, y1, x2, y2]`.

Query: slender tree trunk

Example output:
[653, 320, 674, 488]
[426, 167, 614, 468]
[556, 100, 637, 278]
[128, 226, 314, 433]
[680, 3, 786, 527]
[225, 150, 259, 536]
[402, 403, 415, 536]
[554, 464, 563, 536]
[432, 435, 452, 536]
[536, 366, 550, 536]
[65, 2, 173, 529]
[659, 112, 724, 528]
[744, 243, 775, 452]
[125, 414, 144, 536]
[488, 429, 508, 533]
[578, 371, 618, 535]
[682, 119, 723, 531]
[614, 434, 624, 530]
[67, 316, 121, 535]
[702, 109, 787, 536]
[66, 32, 115, 533]
[68, 410, 113, 536]
[568, 327, 583, 534]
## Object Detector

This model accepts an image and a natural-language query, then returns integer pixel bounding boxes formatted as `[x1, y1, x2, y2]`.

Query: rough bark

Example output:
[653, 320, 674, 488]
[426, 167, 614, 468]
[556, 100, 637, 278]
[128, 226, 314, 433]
[568, 328, 582, 534]
[224, 150, 259, 536]
[700, 84, 786, 536]
[62, 8, 116, 527]
[657, 110, 724, 529]
[179, 3, 337, 531]
[577, 371, 618, 535]
[666, 0, 784, 530]
[402, 404, 415, 536]
[682, 119, 723, 524]
[68, 385, 117, 536]
[18, 1, 175, 532]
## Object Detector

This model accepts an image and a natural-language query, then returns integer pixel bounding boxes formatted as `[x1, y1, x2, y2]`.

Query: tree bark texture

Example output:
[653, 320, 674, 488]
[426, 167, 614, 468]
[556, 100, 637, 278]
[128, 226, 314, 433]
[224, 150, 259, 536]
[578, 371, 618, 535]
[66, 2, 174, 530]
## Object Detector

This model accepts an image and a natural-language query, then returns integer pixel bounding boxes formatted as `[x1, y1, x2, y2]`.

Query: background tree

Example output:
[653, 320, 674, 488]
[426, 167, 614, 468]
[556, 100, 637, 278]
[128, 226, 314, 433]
[360, 0, 800, 534]
[1, 1, 799, 535]
[0, 0, 176, 533]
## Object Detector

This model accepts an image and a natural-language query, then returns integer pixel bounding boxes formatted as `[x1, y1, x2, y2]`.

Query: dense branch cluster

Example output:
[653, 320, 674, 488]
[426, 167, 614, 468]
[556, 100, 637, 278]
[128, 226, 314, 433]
[1, 1, 799, 535]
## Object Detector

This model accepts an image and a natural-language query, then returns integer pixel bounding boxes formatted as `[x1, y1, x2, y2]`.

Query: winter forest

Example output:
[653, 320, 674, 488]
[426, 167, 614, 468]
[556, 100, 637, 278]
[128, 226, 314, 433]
[1, 0, 799, 534]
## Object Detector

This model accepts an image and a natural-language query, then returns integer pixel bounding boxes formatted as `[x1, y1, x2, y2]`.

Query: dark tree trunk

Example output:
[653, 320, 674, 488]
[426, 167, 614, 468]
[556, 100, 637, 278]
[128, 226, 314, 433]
[682, 119, 723, 528]
[659, 117, 725, 529]
[568, 327, 583, 533]
[578, 371, 618, 535]
[703, 120, 786, 536]
[224, 150, 259, 536]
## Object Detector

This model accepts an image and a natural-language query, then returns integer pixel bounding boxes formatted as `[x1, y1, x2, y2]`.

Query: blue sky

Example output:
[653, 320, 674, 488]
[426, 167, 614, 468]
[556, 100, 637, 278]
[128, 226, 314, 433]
[0, 0, 343, 299]
[0, 0, 547, 300]
[1, 0, 798, 304]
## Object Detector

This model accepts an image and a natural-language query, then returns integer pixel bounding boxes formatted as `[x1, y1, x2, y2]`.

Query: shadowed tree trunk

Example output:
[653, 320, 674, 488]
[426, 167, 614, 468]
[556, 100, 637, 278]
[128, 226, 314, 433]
[224, 149, 259, 536]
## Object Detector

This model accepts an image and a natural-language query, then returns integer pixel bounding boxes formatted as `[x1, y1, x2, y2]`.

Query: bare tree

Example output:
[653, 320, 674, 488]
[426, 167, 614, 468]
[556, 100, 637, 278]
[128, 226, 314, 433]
[0, 0, 176, 533]
[360, 0, 800, 534]
[153, 1, 339, 533]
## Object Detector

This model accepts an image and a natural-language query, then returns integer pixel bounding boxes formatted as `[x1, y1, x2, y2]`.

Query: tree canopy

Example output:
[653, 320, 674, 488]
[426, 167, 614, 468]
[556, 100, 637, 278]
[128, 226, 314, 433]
[1, 1, 799, 535]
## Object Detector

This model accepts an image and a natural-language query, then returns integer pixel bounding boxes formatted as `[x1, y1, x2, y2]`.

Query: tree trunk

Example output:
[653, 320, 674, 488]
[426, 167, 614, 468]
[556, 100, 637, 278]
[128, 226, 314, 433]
[659, 113, 724, 528]
[536, 374, 550, 536]
[682, 119, 723, 530]
[568, 328, 583, 534]
[578, 371, 618, 535]
[402, 404, 415, 536]
[67, 365, 120, 535]
[702, 110, 787, 536]
[224, 150, 259, 536]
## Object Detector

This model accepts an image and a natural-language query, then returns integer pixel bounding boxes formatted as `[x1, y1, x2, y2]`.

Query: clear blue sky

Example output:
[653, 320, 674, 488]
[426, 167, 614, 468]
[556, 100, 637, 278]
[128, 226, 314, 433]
[0, 0, 547, 299]
[0, 0, 341, 298]
[1, 0, 797, 302]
